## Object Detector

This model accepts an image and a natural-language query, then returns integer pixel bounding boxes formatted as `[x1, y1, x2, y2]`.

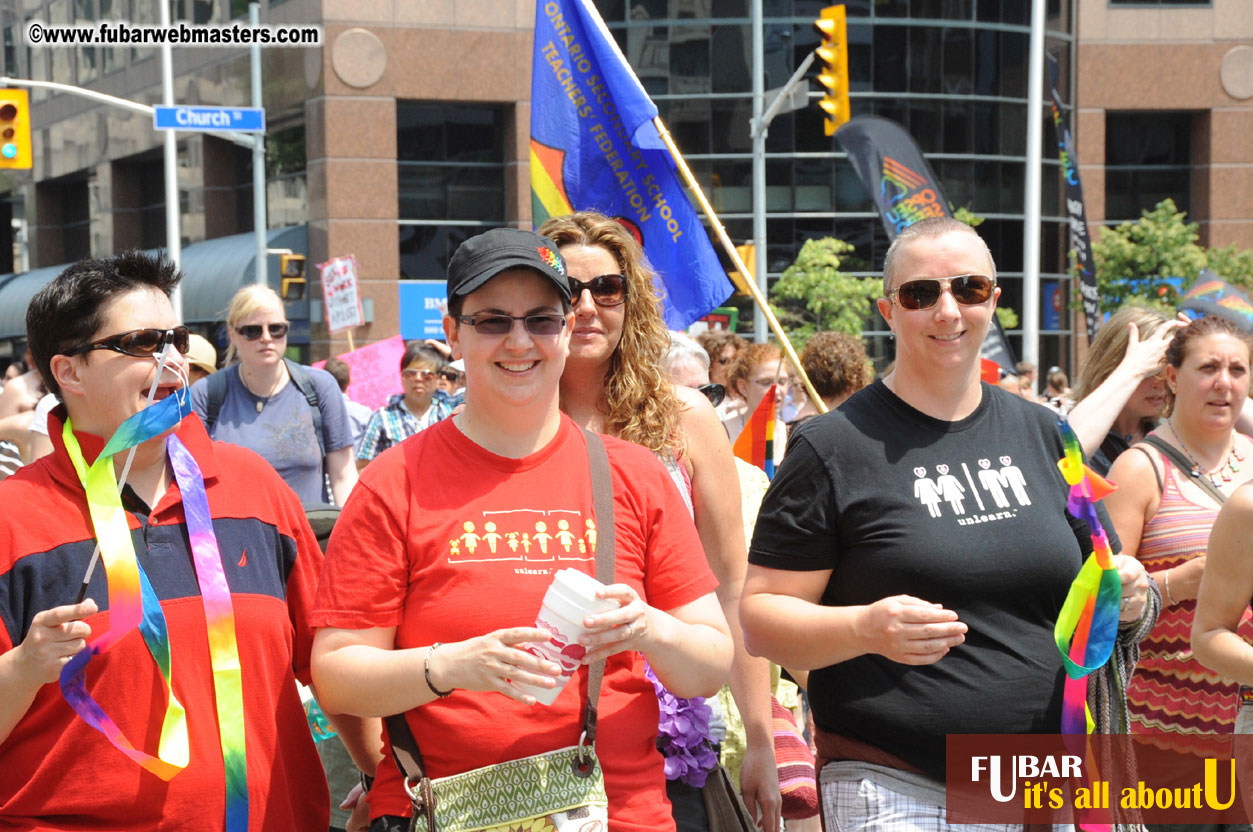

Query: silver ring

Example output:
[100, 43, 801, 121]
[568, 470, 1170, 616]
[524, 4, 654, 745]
[625, 622, 634, 639]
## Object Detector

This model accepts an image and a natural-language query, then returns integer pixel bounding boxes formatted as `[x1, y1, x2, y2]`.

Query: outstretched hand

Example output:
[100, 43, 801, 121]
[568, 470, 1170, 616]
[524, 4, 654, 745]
[855, 595, 967, 665]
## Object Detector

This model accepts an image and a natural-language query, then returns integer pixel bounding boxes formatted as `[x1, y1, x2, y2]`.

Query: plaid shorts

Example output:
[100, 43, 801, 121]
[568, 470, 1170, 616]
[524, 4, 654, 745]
[820, 762, 1026, 832]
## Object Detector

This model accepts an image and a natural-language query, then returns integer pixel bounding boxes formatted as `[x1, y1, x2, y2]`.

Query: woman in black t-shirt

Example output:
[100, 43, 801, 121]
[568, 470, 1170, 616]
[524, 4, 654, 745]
[740, 218, 1154, 830]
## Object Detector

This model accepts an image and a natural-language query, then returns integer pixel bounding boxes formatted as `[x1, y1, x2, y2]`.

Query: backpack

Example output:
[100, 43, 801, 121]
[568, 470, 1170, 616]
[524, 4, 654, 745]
[203, 358, 326, 458]
[203, 359, 335, 508]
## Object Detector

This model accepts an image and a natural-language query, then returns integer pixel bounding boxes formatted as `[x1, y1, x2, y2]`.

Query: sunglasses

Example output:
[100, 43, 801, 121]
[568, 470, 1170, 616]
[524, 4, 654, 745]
[569, 274, 628, 307]
[402, 368, 438, 382]
[457, 313, 567, 337]
[697, 383, 725, 406]
[63, 326, 190, 358]
[236, 322, 290, 341]
[439, 370, 463, 382]
[888, 274, 996, 310]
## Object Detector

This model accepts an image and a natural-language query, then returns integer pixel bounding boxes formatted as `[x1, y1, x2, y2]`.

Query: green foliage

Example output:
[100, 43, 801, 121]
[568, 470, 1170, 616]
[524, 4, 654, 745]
[953, 205, 985, 228]
[1092, 199, 1208, 314]
[1205, 243, 1253, 292]
[995, 306, 1019, 330]
[768, 237, 882, 350]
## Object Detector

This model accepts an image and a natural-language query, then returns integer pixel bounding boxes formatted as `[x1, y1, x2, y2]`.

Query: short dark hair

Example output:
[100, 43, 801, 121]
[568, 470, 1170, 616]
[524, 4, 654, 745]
[401, 342, 447, 373]
[324, 357, 351, 391]
[26, 251, 182, 398]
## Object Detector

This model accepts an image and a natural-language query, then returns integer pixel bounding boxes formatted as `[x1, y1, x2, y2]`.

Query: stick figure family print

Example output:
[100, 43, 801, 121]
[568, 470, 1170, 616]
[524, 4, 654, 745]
[912, 456, 1032, 519]
[447, 509, 597, 562]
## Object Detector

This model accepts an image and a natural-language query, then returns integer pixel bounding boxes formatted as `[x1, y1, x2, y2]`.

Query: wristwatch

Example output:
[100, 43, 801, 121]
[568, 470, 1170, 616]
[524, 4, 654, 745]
[359, 770, 375, 794]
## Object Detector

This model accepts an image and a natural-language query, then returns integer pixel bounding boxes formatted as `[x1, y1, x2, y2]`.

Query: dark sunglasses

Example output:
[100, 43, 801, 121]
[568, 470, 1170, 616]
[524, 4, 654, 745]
[569, 274, 628, 307]
[439, 370, 463, 382]
[457, 313, 567, 337]
[236, 322, 290, 341]
[63, 326, 190, 358]
[888, 274, 995, 310]
[697, 383, 725, 407]
[402, 368, 437, 382]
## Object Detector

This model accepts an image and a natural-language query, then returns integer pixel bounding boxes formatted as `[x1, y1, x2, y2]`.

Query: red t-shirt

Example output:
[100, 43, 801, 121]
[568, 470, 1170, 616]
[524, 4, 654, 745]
[0, 413, 328, 831]
[312, 416, 717, 830]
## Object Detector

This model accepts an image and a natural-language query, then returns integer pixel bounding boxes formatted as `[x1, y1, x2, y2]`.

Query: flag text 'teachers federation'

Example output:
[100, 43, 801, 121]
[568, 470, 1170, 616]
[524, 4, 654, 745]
[530, 0, 732, 329]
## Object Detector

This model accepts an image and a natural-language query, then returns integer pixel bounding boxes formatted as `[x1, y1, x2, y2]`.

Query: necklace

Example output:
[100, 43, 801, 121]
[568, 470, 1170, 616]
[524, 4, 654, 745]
[1168, 419, 1244, 488]
[239, 366, 286, 413]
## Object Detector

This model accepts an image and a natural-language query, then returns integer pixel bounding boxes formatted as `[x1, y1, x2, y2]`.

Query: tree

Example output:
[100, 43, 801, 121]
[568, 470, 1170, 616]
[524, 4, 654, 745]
[1091, 199, 1253, 313]
[768, 237, 881, 350]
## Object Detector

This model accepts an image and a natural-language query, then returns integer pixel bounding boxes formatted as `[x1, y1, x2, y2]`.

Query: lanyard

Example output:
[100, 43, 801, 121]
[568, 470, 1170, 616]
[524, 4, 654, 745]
[60, 390, 249, 831]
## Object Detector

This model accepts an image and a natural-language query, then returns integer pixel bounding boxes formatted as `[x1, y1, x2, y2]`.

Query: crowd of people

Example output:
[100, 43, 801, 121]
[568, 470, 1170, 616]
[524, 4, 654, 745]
[0, 214, 1250, 832]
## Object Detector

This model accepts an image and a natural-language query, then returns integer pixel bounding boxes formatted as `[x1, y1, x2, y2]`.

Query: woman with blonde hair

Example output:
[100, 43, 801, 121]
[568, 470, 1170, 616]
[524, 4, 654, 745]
[540, 211, 781, 832]
[191, 284, 357, 505]
[1069, 305, 1183, 475]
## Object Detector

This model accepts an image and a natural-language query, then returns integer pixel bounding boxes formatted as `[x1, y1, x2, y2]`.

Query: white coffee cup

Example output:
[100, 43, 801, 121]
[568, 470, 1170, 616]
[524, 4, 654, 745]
[517, 569, 618, 706]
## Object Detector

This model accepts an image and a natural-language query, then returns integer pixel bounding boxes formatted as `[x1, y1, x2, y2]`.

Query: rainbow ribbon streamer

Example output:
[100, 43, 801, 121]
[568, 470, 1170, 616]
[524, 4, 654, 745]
[1054, 420, 1121, 831]
[60, 389, 249, 831]
[1054, 420, 1122, 736]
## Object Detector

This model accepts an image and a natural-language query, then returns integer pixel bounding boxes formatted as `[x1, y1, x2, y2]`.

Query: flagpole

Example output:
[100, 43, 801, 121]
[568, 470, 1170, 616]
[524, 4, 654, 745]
[652, 115, 827, 415]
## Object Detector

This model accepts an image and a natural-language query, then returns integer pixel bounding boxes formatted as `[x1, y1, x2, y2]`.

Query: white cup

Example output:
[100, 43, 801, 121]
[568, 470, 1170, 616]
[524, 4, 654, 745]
[517, 569, 618, 706]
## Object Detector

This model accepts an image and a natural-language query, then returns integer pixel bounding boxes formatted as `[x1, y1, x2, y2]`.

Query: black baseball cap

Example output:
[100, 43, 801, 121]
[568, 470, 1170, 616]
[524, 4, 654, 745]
[446, 227, 572, 303]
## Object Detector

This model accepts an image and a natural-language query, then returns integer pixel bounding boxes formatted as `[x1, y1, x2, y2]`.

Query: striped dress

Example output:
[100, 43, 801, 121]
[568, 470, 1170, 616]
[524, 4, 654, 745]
[1126, 450, 1253, 737]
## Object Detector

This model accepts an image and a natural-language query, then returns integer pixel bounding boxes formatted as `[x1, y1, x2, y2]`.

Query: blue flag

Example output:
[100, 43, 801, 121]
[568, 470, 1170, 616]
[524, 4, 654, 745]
[530, 0, 732, 329]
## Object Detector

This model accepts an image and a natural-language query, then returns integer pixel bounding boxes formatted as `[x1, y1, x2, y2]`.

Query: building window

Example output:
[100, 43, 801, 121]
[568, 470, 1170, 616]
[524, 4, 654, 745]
[1104, 111, 1191, 223]
[1109, 0, 1207, 5]
[397, 102, 505, 281]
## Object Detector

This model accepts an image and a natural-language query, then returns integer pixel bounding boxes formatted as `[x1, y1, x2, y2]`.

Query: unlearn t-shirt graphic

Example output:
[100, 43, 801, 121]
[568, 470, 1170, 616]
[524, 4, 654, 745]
[911, 455, 1032, 525]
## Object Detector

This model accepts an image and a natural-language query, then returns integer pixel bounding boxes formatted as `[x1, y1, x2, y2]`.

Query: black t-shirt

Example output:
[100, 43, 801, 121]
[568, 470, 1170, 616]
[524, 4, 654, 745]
[749, 380, 1119, 780]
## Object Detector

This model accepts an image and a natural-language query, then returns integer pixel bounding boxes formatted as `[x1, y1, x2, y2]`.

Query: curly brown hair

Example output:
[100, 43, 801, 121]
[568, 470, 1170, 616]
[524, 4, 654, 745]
[696, 330, 746, 364]
[537, 212, 682, 457]
[726, 342, 782, 401]
[800, 332, 871, 402]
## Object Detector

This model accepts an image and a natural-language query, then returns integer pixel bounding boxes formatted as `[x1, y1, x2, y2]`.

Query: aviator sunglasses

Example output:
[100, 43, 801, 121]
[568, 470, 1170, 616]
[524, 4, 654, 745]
[236, 322, 290, 341]
[888, 274, 996, 311]
[568, 274, 628, 307]
[63, 326, 190, 358]
[457, 314, 567, 337]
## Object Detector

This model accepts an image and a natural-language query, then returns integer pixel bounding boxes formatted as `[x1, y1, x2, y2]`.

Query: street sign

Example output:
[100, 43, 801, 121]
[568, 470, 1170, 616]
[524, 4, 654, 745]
[153, 105, 265, 132]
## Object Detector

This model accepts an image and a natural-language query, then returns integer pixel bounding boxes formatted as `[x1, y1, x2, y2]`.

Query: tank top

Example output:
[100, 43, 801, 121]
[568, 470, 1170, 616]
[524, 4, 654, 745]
[1126, 448, 1253, 737]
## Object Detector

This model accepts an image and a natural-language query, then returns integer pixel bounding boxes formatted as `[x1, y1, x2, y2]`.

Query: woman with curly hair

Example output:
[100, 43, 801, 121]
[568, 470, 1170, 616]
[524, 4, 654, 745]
[792, 332, 871, 424]
[539, 211, 780, 832]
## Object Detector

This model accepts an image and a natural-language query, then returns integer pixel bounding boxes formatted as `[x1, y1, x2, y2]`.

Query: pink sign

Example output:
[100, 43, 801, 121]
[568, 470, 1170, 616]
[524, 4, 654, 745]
[312, 335, 405, 411]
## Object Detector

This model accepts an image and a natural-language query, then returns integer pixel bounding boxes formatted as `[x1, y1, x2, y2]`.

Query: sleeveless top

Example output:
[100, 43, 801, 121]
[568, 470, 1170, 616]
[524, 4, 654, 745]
[1126, 448, 1253, 737]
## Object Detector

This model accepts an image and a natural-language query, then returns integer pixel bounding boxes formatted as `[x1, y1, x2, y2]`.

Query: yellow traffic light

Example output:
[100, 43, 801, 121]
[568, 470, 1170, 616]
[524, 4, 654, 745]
[279, 252, 307, 300]
[729, 242, 755, 289]
[814, 5, 849, 136]
[0, 89, 32, 169]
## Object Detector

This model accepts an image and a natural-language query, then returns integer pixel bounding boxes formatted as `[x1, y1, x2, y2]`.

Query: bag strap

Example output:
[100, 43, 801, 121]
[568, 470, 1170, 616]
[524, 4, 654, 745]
[203, 365, 232, 434]
[383, 427, 616, 795]
[284, 359, 325, 458]
[1141, 434, 1227, 505]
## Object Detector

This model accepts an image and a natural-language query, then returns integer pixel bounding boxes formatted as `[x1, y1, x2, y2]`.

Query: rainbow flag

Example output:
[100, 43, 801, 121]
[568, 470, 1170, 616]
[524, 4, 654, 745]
[733, 385, 777, 479]
[530, 0, 732, 329]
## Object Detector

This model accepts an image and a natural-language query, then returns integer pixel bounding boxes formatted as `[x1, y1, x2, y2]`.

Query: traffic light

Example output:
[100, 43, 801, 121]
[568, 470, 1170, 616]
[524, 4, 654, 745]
[279, 252, 307, 300]
[0, 89, 31, 169]
[814, 5, 850, 136]
[729, 242, 754, 289]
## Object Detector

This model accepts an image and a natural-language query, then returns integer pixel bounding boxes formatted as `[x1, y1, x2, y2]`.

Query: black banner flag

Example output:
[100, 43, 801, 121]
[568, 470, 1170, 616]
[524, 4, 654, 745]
[836, 115, 1017, 375]
[1047, 54, 1100, 340]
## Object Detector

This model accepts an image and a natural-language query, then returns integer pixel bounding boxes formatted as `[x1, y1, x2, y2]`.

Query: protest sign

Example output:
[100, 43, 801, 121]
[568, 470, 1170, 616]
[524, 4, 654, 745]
[318, 255, 364, 333]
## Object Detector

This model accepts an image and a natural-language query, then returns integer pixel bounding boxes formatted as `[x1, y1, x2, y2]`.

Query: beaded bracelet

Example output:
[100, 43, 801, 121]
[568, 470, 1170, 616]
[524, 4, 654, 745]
[1164, 569, 1178, 606]
[425, 642, 455, 698]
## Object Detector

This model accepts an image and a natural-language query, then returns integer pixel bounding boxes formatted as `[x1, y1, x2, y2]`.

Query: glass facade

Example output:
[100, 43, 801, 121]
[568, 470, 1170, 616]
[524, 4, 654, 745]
[595, 0, 1076, 372]
[397, 102, 507, 281]
[1103, 111, 1192, 224]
